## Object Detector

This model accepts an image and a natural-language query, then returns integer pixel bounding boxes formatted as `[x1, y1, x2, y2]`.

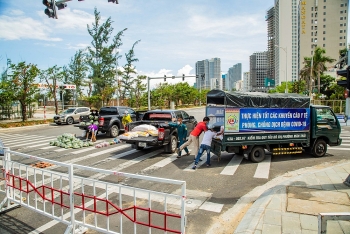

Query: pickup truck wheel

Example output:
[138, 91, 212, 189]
[66, 117, 74, 125]
[109, 125, 119, 138]
[312, 139, 327, 157]
[250, 146, 265, 163]
[165, 135, 178, 153]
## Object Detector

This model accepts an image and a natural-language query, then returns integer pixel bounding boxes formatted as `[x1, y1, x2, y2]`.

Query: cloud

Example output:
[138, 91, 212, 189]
[8, 10, 24, 16]
[0, 15, 61, 41]
[52, 8, 95, 31]
[177, 65, 193, 76]
[188, 14, 266, 37]
[139, 65, 196, 89]
[66, 43, 90, 50]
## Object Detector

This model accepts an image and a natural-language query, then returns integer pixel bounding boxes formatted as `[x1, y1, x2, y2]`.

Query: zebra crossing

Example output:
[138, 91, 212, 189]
[1, 129, 350, 180]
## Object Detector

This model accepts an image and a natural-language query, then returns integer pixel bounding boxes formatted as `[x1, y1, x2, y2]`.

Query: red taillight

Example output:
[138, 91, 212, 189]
[99, 117, 104, 126]
[125, 125, 129, 132]
[158, 128, 165, 140]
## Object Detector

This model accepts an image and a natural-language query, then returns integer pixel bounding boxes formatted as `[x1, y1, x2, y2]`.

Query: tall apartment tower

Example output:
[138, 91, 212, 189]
[273, 0, 299, 85]
[226, 63, 242, 91]
[266, 7, 276, 83]
[195, 58, 222, 90]
[250, 52, 269, 92]
[299, 0, 348, 70]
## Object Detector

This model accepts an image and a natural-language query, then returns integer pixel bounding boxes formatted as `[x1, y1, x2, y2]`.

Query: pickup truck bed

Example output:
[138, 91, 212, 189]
[121, 109, 197, 153]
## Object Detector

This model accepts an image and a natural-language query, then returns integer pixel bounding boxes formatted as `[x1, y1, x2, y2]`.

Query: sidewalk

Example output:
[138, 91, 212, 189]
[233, 160, 350, 234]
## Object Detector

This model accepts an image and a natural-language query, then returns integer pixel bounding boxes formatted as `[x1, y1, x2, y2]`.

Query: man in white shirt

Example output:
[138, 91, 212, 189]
[192, 125, 217, 169]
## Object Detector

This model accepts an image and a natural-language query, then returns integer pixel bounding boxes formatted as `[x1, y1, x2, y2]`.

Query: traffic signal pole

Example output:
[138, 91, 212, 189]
[147, 75, 196, 110]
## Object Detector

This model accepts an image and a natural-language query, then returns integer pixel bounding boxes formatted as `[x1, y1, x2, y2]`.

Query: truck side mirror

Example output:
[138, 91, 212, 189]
[189, 116, 194, 119]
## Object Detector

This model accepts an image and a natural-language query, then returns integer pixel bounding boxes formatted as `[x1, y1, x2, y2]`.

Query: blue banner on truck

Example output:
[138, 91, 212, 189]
[224, 108, 310, 132]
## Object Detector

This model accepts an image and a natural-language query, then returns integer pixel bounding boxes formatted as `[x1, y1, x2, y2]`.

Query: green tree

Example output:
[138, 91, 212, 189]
[39, 65, 64, 115]
[0, 72, 16, 119]
[268, 82, 292, 93]
[86, 8, 127, 108]
[121, 40, 140, 106]
[133, 75, 147, 109]
[7, 62, 39, 121]
[291, 80, 306, 94]
[63, 49, 89, 100]
[300, 47, 335, 94]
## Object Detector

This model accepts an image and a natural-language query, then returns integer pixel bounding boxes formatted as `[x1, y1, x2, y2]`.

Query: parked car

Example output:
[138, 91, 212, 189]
[75, 106, 144, 138]
[53, 107, 90, 125]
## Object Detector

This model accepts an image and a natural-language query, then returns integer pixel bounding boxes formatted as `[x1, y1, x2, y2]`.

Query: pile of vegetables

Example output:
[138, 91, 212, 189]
[80, 115, 98, 126]
[49, 133, 93, 149]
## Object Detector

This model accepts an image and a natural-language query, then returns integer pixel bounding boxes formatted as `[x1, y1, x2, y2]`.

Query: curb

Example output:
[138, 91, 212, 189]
[206, 160, 350, 234]
[0, 124, 53, 132]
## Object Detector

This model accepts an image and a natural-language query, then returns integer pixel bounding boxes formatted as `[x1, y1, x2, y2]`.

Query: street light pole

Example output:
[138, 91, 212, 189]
[309, 44, 316, 98]
[275, 45, 288, 93]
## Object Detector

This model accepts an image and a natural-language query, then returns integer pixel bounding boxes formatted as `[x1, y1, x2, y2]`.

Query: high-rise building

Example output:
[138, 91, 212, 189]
[250, 52, 269, 92]
[299, 0, 348, 71]
[243, 72, 251, 92]
[195, 58, 222, 90]
[270, 0, 348, 87]
[226, 63, 242, 91]
[222, 74, 226, 91]
[266, 7, 276, 83]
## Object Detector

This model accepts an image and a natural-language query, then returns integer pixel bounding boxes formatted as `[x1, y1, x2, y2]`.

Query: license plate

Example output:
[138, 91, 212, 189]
[138, 142, 147, 147]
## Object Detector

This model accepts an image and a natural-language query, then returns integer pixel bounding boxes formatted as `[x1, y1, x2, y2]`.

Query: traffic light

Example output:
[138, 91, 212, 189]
[108, 0, 119, 3]
[182, 74, 185, 81]
[347, 66, 350, 90]
[43, 0, 71, 19]
[43, 0, 56, 18]
[56, 2, 67, 10]
[164, 75, 166, 82]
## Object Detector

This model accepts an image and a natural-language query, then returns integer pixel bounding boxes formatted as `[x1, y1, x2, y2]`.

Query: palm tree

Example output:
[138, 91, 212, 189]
[300, 47, 335, 94]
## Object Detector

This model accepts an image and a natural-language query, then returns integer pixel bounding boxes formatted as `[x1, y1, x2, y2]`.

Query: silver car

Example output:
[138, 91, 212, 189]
[54, 107, 90, 125]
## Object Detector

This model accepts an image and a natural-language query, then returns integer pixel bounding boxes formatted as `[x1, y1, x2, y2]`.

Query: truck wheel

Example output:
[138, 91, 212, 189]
[109, 125, 119, 138]
[66, 117, 74, 125]
[312, 139, 327, 157]
[250, 146, 265, 163]
[164, 135, 178, 153]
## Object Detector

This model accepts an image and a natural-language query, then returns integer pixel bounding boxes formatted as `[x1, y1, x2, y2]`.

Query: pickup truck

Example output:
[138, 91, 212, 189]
[122, 110, 197, 153]
[75, 106, 143, 138]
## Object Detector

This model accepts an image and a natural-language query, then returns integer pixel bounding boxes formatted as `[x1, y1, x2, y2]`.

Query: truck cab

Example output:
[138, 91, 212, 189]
[310, 105, 342, 156]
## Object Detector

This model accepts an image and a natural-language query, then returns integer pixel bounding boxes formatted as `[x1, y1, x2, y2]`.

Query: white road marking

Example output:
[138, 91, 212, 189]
[253, 154, 271, 179]
[39, 146, 57, 150]
[328, 147, 350, 151]
[184, 154, 214, 172]
[28, 142, 54, 148]
[220, 155, 243, 175]
[0, 135, 54, 144]
[141, 154, 178, 173]
[5, 137, 57, 147]
[54, 148, 68, 152]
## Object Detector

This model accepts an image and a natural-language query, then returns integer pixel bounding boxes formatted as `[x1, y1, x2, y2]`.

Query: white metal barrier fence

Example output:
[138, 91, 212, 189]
[0, 147, 186, 234]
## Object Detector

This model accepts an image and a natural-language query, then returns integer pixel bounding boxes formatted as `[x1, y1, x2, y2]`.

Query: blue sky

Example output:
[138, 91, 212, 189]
[0, 0, 273, 86]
